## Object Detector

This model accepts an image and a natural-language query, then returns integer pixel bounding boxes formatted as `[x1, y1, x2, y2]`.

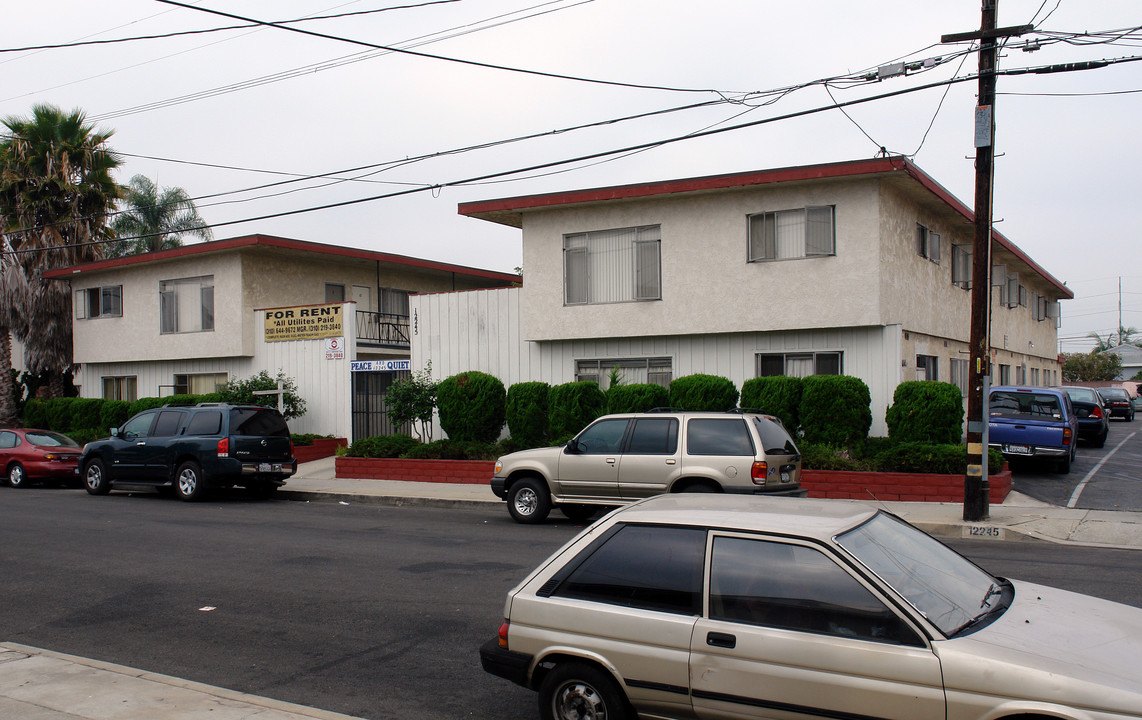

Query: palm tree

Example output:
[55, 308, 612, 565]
[108, 174, 212, 257]
[0, 104, 122, 399]
[1088, 326, 1140, 352]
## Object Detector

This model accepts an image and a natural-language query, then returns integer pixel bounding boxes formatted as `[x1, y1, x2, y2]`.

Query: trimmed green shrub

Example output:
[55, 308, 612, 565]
[70, 398, 104, 432]
[127, 396, 167, 416]
[45, 398, 79, 432]
[799, 375, 872, 446]
[291, 433, 333, 447]
[506, 382, 550, 448]
[436, 371, 507, 443]
[740, 376, 802, 433]
[874, 442, 1004, 475]
[547, 382, 607, 440]
[22, 398, 47, 428]
[66, 427, 107, 445]
[400, 439, 499, 460]
[885, 381, 965, 445]
[347, 434, 422, 458]
[220, 370, 306, 419]
[669, 374, 739, 412]
[606, 383, 669, 414]
[100, 400, 131, 430]
[799, 442, 874, 472]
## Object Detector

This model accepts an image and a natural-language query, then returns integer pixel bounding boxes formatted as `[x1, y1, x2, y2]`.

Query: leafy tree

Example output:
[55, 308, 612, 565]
[0, 104, 122, 399]
[108, 174, 212, 257]
[219, 370, 306, 420]
[1061, 351, 1122, 382]
[386, 363, 439, 441]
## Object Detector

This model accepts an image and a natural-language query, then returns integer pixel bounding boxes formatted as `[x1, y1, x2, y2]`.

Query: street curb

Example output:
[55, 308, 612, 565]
[278, 489, 500, 510]
[0, 642, 367, 720]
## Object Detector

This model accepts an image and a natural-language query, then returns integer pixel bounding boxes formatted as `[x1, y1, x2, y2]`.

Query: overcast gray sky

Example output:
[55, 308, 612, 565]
[3, 0, 1139, 353]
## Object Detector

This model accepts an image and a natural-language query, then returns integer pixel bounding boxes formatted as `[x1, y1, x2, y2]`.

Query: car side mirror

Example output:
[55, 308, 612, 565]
[564, 438, 581, 454]
[110, 427, 119, 438]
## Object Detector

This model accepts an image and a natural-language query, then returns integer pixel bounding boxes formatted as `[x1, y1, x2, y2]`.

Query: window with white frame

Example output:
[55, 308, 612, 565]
[173, 372, 228, 395]
[950, 358, 969, 397]
[575, 357, 672, 390]
[564, 226, 661, 305]
[952, 245, 971, 289]
[75, 285, 122, 319]
[916, 354, 938, 381]
[160, 276, 214, 334]
[756, 352, 842, 378]
[102, 376, 137, 402]
[747, 206, 835, 262]
[916, 224, 941, 264]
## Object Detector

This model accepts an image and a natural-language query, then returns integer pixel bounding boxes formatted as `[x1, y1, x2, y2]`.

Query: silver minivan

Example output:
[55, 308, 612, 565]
[490, 410, 803, 523]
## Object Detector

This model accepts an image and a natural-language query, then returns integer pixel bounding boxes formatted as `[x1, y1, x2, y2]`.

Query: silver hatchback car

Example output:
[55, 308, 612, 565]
[481, 495, 1142, 720]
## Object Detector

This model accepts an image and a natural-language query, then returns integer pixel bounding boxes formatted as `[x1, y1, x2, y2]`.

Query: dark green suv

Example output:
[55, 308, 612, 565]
[79, 403, 297, 501]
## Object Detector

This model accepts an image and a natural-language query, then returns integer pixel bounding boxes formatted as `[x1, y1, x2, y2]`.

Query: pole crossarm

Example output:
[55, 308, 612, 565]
[941, 24, 1033, 43]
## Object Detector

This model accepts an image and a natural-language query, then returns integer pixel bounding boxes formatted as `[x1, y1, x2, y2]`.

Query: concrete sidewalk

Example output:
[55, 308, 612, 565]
[281, 456, 1142, 550]
[5, 455, 1140, 720]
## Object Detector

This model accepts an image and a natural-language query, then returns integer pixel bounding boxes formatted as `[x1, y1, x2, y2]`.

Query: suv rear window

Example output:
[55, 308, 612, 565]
[185, 410, 223, 436]
[687, 418, 754, 456]
[989, 391, 1063, 421]
[229, 408, 290, 436]
[752, 417, 798, 455]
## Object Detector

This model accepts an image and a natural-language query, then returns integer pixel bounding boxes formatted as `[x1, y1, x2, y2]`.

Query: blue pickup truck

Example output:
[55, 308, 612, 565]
[988, 386, 1078, 473]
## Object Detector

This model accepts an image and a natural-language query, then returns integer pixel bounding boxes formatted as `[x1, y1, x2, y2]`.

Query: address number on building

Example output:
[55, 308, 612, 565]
[351, 360, 411, 372]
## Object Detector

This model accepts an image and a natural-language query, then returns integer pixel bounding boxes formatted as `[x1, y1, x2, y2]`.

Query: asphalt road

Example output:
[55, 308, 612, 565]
[1006, 416, 1142, 510]
[2, 490, 1140, 720]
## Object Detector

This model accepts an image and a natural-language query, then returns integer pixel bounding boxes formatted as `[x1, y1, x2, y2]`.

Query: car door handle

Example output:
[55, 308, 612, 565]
[707, 632, 736, 649]
[136, 441, 146, 446]
[665, 459, 676, 465]
[606, 457, 616, 464]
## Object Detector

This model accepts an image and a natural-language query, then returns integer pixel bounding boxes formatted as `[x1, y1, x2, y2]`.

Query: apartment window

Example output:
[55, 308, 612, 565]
[102, 376, 137, 402]
[1018, 284, 1029, 308]
[756, 352, 842, 378]
[173, 372, 228, 395]
[380, 287, 411, 316]
[1016, 365, 1027, 385]
[75, 285, 122, 319]
[564, 225, 661, 305]
[998, 364, 1011, 385]
[916, 354, 938, 381]
[951, 245, 971, 289]
[1006, 274, 1020, 308]
[748, 206, 834, 262]
[1031, 368, 1040, 386]
[950, 358, 969, 397]
[576, 357, 672, 390]
[916, 224, 941, 264]
[325, 282, 346, 303]
[160, 276, 214, 334]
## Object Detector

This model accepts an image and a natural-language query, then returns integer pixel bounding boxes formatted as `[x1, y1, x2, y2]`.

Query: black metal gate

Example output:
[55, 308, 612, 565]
[351, 370, 410, 442]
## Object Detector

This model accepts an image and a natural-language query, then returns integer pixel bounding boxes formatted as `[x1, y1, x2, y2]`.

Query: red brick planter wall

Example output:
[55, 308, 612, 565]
[293, 438, 347, 464]
[333, 457, 1012, 502]
[802, 467, 1011, 504]
[336, 457, 493, 484]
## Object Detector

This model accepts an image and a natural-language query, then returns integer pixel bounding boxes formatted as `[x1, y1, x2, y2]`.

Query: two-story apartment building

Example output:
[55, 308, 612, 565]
[412, 156, 1071, 436]
[46, 234, 519, 439]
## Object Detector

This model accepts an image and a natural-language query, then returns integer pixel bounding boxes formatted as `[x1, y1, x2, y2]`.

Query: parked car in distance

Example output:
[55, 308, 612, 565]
[1, 428, 83, 488]
[79, 403, 296, 501]
[1055, 386, 1109, 447]
[490, 409, 802, 524]
[481, 494, 1142, 720]
[1098, 386, 1136, 421]
[987, 386, 1077, 473]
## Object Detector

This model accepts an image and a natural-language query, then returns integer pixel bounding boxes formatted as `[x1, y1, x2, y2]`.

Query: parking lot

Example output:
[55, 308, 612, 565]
[1007, 417, 1141, 511]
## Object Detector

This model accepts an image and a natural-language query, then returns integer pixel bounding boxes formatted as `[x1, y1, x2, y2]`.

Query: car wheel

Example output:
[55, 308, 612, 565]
[681, 481, 719, 493]
[8, 463, 27, 488]
[84, 459, 111, 495]
[174, 461, 207, 502]
[1095, 430, 1107, 449]
[559, 504, 597, 523]
[539, 662, 631, 720]
[1057, 450, 1072, 474]
[507, 477, 551, 524]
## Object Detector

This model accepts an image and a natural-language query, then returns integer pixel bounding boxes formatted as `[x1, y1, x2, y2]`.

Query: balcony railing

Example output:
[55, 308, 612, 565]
[356, 310, 410, 348]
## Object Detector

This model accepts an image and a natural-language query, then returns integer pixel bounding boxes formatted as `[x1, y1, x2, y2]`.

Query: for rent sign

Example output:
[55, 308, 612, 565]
[264, 303, 344, 342]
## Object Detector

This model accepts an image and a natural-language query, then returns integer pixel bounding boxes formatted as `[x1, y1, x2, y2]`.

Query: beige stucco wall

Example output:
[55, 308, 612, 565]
[519, 177, 885, 342]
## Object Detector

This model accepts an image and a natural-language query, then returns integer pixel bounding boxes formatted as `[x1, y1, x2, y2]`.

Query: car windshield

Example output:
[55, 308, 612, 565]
[836, 513, 1000, 636]
[1101, 388, 1127, 400]
[1062, 388, 1099, 403]
[24, 431, 79, 448]
[989, 390, 1062, 421]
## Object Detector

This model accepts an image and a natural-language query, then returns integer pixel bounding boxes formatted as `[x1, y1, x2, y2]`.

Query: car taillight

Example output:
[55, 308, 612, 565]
[751, 461, 768, 485]
[1062, 427, 1072, 446]
[43, 453, 60, 461]
[217, 438, 229, 458]
[497, 620, 510, 649]
[1091, 406, 1103, 419]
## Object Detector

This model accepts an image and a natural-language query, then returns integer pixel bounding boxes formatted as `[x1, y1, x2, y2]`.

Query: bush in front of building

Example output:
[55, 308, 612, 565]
[346, 434, 421, 458]
[221, 370, 306, 420]
[799, 375, 872, 446]
[798, 442, 874, 472]
[22, 398, 48, 428]
[100, 400, 131, 431]
[873, 442, 1004, 475]
[70, 398, 103, 431]
[606, 383, 669, 414]
[45, 397, 79, 432]
[547, 381, 607, 441]
[669, 374, 739, 412]
[436, 371, 506, 443]
[885, 381, 965, 445]
[401, 438, 500, 460]
[506, 381, 550, 449]
[740, 376, 802, 434]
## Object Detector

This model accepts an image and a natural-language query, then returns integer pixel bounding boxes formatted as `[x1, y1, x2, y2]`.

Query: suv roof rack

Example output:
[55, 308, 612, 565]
[194, 402, 229, 407]
[645, 406, 684, 413]
[727, 407, 768, 415]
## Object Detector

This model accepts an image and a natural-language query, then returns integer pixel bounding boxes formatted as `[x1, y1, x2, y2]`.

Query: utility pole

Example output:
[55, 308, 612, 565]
[942, 4, 1032, 522]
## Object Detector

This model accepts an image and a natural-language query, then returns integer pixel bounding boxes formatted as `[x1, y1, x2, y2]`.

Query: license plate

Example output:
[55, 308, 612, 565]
[258, 463, 272, 472]
[1004, 444, 1032, 455]
[780, 471, 792, 483]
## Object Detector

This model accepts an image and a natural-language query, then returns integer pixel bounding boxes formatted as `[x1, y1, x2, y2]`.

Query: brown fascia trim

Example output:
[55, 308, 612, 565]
[457, 156, 1073, 300]
[43, 233, 521, 284]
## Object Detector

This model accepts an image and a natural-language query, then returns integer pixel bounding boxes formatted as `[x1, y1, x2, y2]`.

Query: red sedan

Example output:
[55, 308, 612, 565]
[1, 428, 83, 488]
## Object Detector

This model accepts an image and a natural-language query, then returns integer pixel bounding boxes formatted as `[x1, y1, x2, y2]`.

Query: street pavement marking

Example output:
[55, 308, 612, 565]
[1067, 431, 1137, 508]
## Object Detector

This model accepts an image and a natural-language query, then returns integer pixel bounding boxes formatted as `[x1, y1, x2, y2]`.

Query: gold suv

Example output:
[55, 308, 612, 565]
[481, 494, 1142, 720]
[490, 410, 803, 524]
